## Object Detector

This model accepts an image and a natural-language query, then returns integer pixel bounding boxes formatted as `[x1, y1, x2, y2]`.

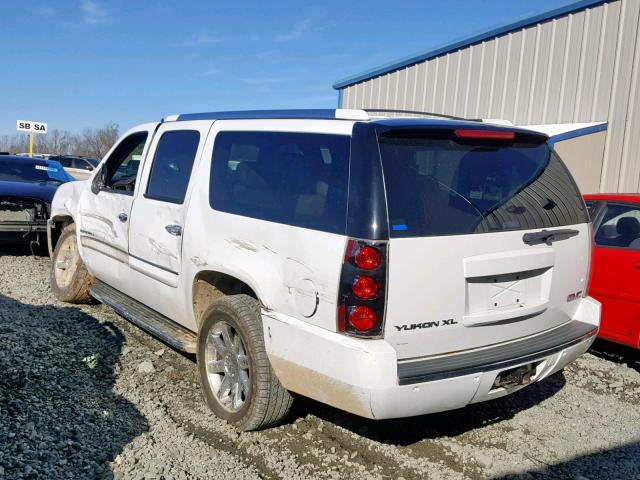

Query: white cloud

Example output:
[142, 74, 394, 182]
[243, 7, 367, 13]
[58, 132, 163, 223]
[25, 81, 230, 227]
[81, 0, 109, 25]
[274, 19, 310, 42]
[180, 32, 220, 47]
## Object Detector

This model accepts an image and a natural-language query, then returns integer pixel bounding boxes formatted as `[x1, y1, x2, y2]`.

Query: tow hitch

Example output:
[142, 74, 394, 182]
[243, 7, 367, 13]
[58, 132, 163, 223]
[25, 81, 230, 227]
[493, 362, 539, 390]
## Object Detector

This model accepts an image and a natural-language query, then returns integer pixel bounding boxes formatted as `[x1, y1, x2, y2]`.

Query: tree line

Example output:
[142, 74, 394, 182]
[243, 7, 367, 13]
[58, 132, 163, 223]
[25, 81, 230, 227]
[0, 123, 120, 159]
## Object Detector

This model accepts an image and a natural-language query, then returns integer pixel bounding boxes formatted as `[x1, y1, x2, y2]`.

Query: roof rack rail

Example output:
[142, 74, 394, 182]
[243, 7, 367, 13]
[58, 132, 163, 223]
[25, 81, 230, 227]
[173, 109, 369, 122]
[362, 108, 481, 122]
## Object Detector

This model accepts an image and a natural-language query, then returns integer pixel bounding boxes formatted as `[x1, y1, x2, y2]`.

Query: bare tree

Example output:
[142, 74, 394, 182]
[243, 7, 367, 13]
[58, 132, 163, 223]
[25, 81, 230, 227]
[78, 122, 119, 159]
[0, 133, 29, 153]
[37, 129, 71, 155]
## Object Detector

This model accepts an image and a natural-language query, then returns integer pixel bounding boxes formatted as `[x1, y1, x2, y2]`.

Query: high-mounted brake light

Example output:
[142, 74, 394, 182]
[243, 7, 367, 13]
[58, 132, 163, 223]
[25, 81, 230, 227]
[454, 129, 515, 140]
[337, 240, 387, 338]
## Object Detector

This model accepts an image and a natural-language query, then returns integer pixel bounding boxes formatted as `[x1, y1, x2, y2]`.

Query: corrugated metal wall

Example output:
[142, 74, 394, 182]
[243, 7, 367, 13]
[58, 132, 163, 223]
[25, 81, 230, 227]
[340, 0, 640, 192]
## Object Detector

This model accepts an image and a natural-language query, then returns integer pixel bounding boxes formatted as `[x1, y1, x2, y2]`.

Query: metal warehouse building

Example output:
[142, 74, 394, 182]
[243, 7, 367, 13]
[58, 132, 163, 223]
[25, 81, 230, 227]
[334, 0, 640, 194]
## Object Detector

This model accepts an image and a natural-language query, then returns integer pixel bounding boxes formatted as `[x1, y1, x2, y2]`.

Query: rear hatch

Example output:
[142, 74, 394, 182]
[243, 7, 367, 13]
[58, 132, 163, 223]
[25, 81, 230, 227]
[378, 126, 591, 360]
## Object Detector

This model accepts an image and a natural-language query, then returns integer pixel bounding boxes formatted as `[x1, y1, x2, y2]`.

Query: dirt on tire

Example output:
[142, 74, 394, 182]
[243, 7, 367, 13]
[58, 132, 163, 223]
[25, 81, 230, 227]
[50, 223, 95, 304]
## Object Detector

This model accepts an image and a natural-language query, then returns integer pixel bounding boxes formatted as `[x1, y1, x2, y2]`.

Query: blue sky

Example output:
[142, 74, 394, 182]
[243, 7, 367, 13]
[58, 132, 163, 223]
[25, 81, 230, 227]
[2, 0, 576, 135]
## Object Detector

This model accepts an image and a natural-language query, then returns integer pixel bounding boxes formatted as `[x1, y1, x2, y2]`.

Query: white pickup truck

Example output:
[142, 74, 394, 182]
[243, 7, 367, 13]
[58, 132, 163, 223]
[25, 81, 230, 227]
[48, 109, 600, 430]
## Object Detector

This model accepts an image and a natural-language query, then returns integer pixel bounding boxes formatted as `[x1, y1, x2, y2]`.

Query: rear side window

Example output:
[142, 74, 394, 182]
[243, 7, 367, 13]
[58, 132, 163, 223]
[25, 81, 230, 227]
[146, 130, 200, 204]
[210, 131, 350, 234]
[379, 129, 588, 237]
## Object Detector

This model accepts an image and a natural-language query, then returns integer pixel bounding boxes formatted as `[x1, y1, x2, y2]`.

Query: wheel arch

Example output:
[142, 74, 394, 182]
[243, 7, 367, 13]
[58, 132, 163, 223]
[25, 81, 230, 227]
[47, 212, 75, 257]
[191, 269, 262, 330]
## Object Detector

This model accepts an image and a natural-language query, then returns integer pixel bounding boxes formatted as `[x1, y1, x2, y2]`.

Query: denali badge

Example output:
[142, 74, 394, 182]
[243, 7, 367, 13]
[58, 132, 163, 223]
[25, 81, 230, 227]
[395, 319, 458, 331]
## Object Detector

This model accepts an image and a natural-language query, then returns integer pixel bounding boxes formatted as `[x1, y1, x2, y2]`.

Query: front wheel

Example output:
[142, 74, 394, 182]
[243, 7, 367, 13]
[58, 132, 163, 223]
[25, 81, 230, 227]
[197, 295, 293, 431]
[50, 223, 95, 304]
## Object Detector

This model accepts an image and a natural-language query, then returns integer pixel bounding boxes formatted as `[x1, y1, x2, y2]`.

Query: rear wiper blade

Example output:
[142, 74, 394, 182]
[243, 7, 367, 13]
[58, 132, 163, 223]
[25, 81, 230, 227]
[523, 228, 579, 246]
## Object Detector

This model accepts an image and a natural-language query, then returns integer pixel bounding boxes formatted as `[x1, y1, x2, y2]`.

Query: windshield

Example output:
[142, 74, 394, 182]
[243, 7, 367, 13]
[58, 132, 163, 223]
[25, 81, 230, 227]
[379, 129, 588, 237]
[0, 160, 73, 186]
[87, 158, 100, 167]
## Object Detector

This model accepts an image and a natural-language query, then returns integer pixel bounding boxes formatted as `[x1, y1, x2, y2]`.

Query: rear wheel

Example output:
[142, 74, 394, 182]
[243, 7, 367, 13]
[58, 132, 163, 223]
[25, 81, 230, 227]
[50, 223, 95, 304]
[197, 295, 293, 431]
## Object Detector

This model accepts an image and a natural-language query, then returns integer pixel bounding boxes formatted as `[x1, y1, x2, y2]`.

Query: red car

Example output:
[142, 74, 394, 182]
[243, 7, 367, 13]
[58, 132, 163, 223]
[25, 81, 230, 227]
[584, 194, 640, 349]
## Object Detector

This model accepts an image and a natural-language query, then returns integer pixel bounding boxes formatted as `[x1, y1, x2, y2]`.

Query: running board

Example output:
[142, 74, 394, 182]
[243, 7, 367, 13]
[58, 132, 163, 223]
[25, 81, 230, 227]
[90, 281, 197, 353]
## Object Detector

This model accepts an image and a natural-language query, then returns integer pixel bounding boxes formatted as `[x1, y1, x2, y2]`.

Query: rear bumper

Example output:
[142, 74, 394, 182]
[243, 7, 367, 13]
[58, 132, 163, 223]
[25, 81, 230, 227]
[263, 296, 600, 420]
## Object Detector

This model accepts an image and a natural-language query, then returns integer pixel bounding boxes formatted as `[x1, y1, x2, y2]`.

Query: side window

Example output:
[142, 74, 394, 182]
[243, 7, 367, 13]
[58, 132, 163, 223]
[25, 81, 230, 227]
[73, 158, 93, 171]
[94, 132, 148, 194]
[59, 157, 72, 168]
[145, 130, 200, 204]
[210, 131, 350, 234]
[594, 203, 640, 249]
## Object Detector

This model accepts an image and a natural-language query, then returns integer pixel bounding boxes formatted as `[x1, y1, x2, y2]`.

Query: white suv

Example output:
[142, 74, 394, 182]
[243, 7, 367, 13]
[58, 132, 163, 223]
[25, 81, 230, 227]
[48, 109, 600, 430]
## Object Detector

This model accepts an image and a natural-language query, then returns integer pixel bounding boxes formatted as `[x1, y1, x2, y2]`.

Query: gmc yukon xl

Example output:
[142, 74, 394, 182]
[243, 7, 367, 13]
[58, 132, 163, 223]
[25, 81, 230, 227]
[48, 109, 600, 430]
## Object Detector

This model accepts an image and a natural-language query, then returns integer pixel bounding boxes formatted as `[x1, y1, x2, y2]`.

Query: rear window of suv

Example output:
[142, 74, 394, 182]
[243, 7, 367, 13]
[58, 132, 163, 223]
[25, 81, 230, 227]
[379, 129, 588, 237]
[210, 131, 350, 234]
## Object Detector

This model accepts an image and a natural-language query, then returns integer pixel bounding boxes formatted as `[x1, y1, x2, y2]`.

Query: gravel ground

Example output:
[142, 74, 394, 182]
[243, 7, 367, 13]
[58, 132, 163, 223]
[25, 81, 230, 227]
[1, 250, 639, 480]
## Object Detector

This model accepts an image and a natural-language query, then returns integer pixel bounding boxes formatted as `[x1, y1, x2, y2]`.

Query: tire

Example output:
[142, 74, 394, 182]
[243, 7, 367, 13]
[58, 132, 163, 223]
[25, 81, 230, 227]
[197, 294, 293, 431]
[50, 223, 95, 304]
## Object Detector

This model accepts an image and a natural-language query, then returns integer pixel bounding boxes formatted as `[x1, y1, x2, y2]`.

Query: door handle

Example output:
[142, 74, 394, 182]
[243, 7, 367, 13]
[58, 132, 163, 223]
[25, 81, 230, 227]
[165, 224, 182, 236]
[117, 213, 128, 223]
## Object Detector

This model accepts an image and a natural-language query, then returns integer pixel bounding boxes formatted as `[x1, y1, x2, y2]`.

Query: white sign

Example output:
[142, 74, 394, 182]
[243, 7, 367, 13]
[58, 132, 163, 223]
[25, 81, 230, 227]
[16, 120, 47, 134]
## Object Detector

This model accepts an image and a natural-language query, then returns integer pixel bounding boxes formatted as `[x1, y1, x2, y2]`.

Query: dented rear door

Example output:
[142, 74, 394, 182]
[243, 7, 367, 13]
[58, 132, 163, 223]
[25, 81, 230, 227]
[127, 120, 212, 288]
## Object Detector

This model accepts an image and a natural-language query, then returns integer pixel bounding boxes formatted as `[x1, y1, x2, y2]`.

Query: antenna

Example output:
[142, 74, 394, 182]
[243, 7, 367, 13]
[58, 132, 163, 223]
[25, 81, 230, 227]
[361, 108, 480, 122]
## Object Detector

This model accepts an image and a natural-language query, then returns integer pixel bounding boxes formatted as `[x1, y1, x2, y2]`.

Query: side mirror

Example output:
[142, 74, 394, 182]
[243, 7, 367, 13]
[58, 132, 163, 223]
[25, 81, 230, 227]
[91, 167, 106, 194]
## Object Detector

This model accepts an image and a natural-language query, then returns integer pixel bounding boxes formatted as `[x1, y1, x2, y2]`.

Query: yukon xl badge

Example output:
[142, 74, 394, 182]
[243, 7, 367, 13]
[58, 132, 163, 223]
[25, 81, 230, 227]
[395, 319, 458, 331]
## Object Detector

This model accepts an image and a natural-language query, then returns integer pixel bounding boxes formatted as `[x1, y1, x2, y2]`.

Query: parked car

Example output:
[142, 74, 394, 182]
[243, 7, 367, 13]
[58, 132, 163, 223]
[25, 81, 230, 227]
[585, 194, 640, 349]
[48, 109, 600, 430]
[16, 153, 53, 159]
[50, 155, 99, 180]
[0, 155, 74, 250]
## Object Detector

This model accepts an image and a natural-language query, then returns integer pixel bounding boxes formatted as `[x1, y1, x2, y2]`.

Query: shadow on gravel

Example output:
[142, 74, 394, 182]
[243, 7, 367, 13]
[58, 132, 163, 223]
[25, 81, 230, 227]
[0, 294, 148, 479]
[0, 243, 48, 257]
[290, 371, 566, 446]
[589, 339, 640, 374]
[495, 440, 640, 479]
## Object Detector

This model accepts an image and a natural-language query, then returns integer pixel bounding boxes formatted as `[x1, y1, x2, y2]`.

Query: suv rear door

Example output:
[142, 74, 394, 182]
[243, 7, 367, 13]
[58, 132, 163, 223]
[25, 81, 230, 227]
[377, 126, 591, 359]
[127, 120, 210, 293]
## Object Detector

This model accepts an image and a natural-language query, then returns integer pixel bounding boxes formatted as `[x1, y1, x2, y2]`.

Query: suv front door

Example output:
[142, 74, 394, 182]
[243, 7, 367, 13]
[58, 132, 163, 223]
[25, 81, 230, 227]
[77, 123, 157, 287]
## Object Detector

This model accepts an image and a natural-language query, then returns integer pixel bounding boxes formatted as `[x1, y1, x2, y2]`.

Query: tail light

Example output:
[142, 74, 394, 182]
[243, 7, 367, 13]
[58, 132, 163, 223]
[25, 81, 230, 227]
[337, 240, 387, 338]
[352, 275, 379, 299]
[354, 246, 381, 270]
[347, 306, 377, 331]
[584, 222, 595, 297]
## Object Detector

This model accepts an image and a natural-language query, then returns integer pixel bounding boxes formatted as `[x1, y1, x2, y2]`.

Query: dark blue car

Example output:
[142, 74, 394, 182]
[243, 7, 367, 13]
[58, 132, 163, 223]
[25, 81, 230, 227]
[0, 155, 75, 249]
